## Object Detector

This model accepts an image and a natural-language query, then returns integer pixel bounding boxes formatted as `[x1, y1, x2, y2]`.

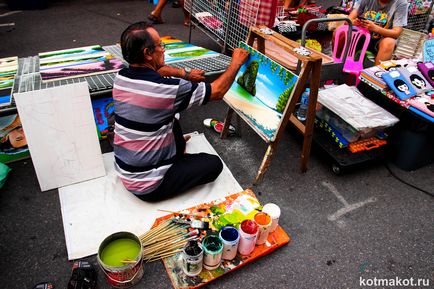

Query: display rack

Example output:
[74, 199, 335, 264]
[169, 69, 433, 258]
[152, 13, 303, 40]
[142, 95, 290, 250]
[186, 0, 284, 53]
[1, 45, 232, 116]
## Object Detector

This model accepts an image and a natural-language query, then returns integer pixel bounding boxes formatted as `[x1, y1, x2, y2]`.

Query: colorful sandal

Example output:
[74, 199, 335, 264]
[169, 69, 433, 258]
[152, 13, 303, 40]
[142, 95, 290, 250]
[203, 118, 236, 135]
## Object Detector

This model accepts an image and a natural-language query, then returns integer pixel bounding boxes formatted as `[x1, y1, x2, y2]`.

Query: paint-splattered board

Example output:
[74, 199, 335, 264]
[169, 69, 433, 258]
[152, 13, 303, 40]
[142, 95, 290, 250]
[152, 189, 291, 289]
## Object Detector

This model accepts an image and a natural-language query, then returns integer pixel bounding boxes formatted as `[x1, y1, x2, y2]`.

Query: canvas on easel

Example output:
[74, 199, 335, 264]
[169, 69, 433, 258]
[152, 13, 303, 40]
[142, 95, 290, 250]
[224, 42, 298, 141]
[221, 26, 322, 184]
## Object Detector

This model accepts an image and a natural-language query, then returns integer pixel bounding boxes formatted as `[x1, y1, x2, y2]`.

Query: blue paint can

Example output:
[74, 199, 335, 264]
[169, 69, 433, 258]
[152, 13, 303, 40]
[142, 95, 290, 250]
[219, 226, 240, 260]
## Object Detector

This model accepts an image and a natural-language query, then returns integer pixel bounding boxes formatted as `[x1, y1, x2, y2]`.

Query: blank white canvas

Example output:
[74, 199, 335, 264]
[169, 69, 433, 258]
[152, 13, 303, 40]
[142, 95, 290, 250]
[14, 82, 106, 191]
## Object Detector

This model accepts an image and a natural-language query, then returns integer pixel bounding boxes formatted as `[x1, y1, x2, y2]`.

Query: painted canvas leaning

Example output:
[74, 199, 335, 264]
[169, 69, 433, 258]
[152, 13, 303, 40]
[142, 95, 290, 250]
[0, 56, 18, 107]
[224, 43, 298, 141]
[39, 45, 124, 82]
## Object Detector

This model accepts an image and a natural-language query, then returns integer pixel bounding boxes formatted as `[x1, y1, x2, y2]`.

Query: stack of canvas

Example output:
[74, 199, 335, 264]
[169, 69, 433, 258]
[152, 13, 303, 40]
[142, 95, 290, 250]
[38, 45, 124, 82]
[0, 56, 18, 107]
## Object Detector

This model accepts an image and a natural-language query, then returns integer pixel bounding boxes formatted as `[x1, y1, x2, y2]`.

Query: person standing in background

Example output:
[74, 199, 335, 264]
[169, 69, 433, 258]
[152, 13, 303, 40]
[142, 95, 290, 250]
[148, 0, 191, 26]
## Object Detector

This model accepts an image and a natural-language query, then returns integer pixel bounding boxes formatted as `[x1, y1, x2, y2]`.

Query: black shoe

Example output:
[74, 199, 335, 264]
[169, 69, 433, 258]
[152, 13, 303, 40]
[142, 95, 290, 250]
[68, 261, 96, 289]
[172, 0, 180, 8]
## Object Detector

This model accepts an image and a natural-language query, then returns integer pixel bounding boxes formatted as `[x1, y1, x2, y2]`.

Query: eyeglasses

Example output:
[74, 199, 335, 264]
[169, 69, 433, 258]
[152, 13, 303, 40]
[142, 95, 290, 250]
[155, 41, 166, 50]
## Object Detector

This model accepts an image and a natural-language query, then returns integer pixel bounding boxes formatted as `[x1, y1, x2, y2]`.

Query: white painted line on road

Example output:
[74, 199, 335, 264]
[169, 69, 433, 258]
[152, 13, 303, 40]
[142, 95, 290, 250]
[0, 22, 15, 27]
[328, 197, 377, 221]
[0, 11, 22, 17]
[322, 181, 377, 222]
[322, 181, 349, 206]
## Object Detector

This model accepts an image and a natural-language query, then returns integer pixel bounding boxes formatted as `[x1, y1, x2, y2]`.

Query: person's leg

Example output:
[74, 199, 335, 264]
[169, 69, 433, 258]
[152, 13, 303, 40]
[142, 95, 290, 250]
[375, 37, 396, 65]
[138, 153, 223, 202]
[149, 0, 167, 23]
[179, 0, 190, 26]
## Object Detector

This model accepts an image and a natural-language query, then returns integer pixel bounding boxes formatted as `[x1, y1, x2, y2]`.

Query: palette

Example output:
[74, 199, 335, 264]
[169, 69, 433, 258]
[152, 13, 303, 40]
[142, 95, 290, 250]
[152, 189, 290, 289]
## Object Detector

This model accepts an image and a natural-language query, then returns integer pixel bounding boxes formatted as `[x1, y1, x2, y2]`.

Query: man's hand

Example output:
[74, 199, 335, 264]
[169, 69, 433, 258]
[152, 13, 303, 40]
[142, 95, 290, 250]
[186, 68, 205, 82]
[231, 48, 249, 67]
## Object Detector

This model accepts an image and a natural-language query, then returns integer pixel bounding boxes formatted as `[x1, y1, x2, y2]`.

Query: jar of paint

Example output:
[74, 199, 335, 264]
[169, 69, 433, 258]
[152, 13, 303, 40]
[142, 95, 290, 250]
[238, 219, 258, 255]
[202, 235, 223, 270]
[219, 226, 240, 260]
[262, 203, 281, 232]
[254, 212, 272, 245]
[182, 240, 203, 277]
[97, 231, 144, 288]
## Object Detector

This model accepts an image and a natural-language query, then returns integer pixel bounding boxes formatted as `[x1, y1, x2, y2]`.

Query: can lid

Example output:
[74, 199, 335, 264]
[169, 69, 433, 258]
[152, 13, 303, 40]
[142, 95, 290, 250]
[262, 203, 281, 218]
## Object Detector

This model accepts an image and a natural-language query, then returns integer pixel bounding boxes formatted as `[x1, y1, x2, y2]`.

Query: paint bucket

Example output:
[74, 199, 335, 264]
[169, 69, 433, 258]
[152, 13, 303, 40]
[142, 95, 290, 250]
[97, 232, 144, 288]
[219, 226, 240, 260]
[182, 240, 203, 277]
[254, 212, 272, 245]
[262, 203, 281, 232]
[238, 219, 258, 255]
[202, 235, 223, 270]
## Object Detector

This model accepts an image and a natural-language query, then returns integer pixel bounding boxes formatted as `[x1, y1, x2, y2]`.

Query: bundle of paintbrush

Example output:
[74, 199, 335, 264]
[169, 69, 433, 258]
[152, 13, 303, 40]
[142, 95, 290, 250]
[140, 219, 198, 262]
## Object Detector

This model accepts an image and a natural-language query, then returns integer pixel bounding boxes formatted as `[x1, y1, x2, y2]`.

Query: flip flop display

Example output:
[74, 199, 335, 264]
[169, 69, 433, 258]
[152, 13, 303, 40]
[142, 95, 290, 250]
[203, 118, 236, 135]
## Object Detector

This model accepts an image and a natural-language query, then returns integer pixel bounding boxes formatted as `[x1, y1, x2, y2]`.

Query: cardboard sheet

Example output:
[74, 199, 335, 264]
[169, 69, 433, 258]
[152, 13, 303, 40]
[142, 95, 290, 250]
[58, 133, 242, 260]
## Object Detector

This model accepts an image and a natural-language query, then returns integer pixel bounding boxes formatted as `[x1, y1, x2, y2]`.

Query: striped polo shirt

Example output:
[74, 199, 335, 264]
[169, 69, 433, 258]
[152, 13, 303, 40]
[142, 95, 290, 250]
[112, 66, 211, 196]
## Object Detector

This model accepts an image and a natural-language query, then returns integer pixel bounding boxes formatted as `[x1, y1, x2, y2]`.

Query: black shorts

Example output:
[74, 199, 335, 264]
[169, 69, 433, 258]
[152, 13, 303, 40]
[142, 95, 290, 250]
[368, 37, 381, 53]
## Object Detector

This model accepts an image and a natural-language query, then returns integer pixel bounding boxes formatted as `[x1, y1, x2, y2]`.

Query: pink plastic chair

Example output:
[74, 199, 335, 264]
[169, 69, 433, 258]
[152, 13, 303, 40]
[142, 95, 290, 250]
[333, 25, 371, 85]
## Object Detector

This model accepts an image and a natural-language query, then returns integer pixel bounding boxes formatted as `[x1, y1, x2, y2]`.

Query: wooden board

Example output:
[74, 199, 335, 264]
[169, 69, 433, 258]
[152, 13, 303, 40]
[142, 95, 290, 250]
[152, 189, 291, 289]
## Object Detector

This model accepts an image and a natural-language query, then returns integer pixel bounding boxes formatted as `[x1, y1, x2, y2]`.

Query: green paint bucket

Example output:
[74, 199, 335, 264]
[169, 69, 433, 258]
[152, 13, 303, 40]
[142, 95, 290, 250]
[97, 232, 144, 288]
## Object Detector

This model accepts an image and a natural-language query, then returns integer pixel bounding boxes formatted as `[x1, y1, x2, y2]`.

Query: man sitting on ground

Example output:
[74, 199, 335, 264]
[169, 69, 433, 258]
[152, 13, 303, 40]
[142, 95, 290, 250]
[113, 21, 248, 202]
[349, 0, 408, 64]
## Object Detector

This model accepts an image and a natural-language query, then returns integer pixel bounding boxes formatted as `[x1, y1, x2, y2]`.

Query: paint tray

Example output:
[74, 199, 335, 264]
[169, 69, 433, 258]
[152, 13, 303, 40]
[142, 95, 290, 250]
[152, 189, 291, 289]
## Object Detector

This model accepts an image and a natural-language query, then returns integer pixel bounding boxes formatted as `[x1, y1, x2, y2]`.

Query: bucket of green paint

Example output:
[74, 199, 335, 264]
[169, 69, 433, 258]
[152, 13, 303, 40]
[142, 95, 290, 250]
[97, 232, 144, 288]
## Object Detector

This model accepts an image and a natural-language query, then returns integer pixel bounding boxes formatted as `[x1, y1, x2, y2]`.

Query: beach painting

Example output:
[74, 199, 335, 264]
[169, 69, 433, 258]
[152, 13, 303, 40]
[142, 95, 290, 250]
[224, 42, 298, 141]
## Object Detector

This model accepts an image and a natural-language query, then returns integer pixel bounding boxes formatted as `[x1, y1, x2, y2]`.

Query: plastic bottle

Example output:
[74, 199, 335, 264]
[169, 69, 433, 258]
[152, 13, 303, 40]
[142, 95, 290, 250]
[297, 88, 310, 122]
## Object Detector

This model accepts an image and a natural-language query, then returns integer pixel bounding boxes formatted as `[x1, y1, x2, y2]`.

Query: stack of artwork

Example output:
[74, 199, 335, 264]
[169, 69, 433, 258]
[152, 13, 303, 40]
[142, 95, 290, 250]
[223, 42, 298, 141]
[39, 45, 124, 82]
[0, 56, 18, 107]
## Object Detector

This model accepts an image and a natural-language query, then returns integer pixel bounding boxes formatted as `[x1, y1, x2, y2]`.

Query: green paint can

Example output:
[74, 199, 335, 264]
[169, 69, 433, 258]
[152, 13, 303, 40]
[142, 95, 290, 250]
[97, 232, 144, 288]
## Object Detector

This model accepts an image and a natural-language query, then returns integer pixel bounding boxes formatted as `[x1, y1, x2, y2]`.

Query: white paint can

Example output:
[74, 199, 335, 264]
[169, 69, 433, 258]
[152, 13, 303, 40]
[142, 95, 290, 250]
[262, 203, 281, 232]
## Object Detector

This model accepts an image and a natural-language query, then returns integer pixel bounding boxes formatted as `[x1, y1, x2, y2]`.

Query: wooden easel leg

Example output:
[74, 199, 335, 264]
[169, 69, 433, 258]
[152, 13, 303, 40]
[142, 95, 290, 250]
[220, 107, 234, 139]
[300, 60, 322, 172]
[253, 142, 276, 185]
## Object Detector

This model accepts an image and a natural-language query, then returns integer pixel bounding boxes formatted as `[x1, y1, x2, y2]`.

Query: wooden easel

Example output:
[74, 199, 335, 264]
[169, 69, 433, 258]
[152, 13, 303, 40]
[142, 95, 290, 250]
[220, 26, 323, 185]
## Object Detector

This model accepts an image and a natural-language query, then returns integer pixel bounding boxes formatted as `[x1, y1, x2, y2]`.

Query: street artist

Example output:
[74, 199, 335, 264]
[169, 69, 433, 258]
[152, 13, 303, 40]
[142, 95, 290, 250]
[113, 21, 249, 201]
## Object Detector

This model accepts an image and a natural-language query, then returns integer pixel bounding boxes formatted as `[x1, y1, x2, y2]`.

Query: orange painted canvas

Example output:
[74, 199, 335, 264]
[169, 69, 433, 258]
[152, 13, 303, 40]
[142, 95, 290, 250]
[152, 189, 291, 289]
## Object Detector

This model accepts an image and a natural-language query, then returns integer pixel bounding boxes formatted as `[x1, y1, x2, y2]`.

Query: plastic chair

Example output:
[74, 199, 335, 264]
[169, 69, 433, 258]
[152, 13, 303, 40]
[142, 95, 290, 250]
[333, 25, 371, 85]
